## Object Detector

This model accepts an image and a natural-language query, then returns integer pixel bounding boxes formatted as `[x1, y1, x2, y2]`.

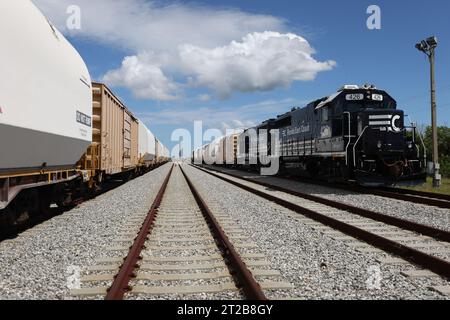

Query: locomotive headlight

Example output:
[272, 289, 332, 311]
[407, 142, 413, 149]
[377, 141, 382, 149]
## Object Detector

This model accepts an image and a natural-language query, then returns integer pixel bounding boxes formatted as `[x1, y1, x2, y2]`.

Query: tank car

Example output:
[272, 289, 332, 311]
[0, 0, 92, 225]
[138, 122, 157, 172]
[0, 2, 168, 228]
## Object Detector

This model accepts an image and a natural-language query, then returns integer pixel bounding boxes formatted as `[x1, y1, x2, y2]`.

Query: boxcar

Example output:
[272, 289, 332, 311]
[78, 83, 139, 188]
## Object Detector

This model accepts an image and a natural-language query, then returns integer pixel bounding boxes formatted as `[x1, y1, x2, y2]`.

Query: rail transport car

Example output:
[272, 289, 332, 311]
[228, 134, 239, 165]
[204, 139, 221, 165]
[209, 85, 426, 186]
[215, 134, 239, 166]
[155, 139, 171, 164]
[216, 137, 226, 165]
[0, 1, 93, 225]
[0, 3, 169, 229]
[283, 85, 425, 185]
[192, 147, 205, 164]
[77, 83, 139, 189]
[192, 136, 234, 165]
[163, 145, 171, 162]
[138, 122, 157, 172]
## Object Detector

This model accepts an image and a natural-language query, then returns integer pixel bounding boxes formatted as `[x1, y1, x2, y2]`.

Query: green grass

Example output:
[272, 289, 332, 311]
[404, 177, 450, 195]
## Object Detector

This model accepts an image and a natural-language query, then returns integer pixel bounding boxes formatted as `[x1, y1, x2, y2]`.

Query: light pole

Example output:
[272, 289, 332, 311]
[415, 36, 441, 188]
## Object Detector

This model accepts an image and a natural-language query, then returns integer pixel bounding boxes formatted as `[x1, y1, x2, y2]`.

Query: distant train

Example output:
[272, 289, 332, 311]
[0, 1, 170, 228]
[194, 85, 427, 186]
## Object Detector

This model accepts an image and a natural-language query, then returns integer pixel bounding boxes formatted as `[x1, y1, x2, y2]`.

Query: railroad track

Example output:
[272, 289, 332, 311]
[365, 186, 450, 209]
[0, 178, 125, 241]
[72, 164, 292, 300]
[286, 174, 450, 209]
[0, 163, 169, 241]
[193, 165, 450, 295]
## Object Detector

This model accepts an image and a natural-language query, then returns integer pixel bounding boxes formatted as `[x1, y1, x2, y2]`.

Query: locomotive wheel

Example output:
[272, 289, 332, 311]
[388, 164, 403, 178]
[306, 162, 319, 177]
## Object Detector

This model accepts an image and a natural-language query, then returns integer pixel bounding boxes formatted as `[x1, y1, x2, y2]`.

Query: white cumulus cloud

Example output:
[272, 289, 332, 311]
[33, 0, 285, 52]
[179, 32, 336, 98]
[33, 0, 336, 101]
[102, 52, 178, 101]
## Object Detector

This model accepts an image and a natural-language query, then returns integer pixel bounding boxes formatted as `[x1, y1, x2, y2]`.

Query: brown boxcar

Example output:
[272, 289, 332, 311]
[226, 134, 238, 165]
[79, 83, 139, 186]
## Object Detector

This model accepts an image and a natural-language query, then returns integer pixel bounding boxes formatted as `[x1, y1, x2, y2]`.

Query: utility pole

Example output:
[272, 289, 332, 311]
[416, 36, 441, 188]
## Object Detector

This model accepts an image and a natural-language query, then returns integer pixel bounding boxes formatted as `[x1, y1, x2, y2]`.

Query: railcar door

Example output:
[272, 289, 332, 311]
[123, 112, 132, 168]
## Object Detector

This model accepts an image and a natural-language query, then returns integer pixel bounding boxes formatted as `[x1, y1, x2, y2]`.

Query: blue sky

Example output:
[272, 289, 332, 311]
[34, 0, 450, 155]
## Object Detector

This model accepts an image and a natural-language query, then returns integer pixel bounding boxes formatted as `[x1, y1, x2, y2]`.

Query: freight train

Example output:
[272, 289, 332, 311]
[194, 85, 427, 186]
[0, 1, 170, 228]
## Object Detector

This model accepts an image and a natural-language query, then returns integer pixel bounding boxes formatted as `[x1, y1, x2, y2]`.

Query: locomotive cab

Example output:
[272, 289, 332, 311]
[340, 86, 426, 186]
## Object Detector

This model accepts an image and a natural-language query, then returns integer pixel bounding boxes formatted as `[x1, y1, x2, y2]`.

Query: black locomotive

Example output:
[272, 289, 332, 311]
[237, 85, 426, 186]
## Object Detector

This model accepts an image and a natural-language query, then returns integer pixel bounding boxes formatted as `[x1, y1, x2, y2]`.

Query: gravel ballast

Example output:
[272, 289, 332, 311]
[0, 164, 172, 300]
[184, 165, 450, 300]
[201, 166, 450, 232]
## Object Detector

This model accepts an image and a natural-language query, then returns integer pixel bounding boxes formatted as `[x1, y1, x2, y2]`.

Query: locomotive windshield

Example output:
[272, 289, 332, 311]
[345, 101, 396, 112]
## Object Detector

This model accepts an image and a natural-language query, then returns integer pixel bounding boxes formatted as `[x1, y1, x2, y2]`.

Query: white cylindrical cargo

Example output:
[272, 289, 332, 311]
[138, 122, 156, 162]
[138, 122, 149, 161]
[147, 130, 156, 161]
[0, 0, 92, 173]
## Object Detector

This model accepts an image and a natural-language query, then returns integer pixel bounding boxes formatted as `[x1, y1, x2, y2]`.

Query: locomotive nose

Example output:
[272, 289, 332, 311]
[360, 110, 404, 133]
[358, 110, 405, 154]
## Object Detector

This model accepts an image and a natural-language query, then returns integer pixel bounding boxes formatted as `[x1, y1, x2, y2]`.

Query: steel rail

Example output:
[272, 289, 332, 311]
[106, 164, 266, 300]
[192, 165, 450, 279]
[105, 164, 174, 300]
[287, 175, 450, 209]
[180, 165, 267, 300]
[364, 186, 450, 209]
[377, 187, 449, 202]
[194, 165, 450, 243]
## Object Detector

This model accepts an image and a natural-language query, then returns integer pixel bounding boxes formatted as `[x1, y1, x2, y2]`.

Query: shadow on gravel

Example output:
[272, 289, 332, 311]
[0, 179, 126, 243]
[200, 164, 355, 196]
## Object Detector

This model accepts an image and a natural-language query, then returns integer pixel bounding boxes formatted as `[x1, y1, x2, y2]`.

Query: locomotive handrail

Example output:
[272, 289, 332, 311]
[416, 130, 427, 167]
[353, 126, 369, 167]
[406, 115, 427, 166]
[344, 112, 351, 165]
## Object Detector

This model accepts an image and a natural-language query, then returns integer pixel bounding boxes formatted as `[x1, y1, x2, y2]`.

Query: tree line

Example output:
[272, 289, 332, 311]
[420, 126, 450, 177]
